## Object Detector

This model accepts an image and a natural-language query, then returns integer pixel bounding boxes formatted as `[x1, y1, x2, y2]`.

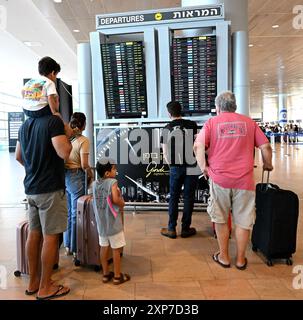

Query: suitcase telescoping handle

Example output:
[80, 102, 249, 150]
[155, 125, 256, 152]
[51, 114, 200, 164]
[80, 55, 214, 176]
[261, 169, 270, 185]
[261, 169, 270, 192]
[84, 167, 96, 195]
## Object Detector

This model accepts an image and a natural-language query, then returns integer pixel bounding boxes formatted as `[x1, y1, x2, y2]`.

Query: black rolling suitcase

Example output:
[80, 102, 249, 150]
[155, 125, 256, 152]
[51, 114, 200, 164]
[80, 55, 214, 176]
[252, 171, 299, 266]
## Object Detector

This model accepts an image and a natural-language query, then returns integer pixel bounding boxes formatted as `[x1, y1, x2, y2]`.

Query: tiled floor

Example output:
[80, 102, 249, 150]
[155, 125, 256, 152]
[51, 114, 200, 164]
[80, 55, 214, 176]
[0, 143, 302, 300]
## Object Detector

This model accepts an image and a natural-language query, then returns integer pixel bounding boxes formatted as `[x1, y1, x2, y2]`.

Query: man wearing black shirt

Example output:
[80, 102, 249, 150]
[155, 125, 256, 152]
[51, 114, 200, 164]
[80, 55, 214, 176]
[160, 101, 198, 239]
[16, 113, 72, 300]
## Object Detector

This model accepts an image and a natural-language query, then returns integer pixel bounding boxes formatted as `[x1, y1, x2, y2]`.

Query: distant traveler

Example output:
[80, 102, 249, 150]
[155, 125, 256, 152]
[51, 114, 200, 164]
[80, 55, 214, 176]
[15, 101, 72, 299]
[160, 101, 198, 239]
[294, 124, 299, 142]
[64, 112, 93, 257]
[194, 91, 273, 270]
[289, 124, 295, 143]
[92, 159, 130, 285]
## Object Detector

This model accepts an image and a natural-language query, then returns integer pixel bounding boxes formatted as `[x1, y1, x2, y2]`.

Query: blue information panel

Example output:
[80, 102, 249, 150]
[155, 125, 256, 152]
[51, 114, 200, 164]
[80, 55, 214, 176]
[172, 36, 217, 114]
[101, 41, 148, 118]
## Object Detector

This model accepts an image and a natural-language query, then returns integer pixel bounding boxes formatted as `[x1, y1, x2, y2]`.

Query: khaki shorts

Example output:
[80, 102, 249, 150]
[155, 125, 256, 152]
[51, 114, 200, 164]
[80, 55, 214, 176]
[27, 190, 67, 235]
[99, 231, 126, 249]
[207, 179, 256, 230]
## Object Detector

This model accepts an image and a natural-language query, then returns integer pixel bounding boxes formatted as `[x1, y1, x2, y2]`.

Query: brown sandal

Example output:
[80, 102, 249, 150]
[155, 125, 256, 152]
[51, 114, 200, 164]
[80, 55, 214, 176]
[102, 271, 114, 283]
[113, 273, 131, 285]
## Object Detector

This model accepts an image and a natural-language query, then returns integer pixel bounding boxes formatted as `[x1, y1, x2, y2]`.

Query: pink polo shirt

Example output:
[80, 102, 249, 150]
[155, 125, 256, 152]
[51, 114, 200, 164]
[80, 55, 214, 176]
[196, 112, 269, 190]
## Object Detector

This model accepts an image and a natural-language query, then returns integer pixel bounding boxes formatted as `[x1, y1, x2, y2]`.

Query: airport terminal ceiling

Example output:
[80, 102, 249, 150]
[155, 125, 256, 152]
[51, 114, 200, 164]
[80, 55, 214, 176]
[46, 0, 303, 118]
[0, 0, 302, 120]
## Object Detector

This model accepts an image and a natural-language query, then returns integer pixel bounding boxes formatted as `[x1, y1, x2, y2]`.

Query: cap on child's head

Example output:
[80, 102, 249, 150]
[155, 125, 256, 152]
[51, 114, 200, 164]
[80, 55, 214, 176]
[96, 158, 116, 178]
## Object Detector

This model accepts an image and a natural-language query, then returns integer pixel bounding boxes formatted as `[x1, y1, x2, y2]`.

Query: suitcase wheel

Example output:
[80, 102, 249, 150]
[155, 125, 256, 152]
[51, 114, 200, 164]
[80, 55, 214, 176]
[94, 265, 101, 272]
[74, 259, 81, 267]
[14, 270, 21, 277]
[286, 258, 293, 266]
[266, 260, 273, 267]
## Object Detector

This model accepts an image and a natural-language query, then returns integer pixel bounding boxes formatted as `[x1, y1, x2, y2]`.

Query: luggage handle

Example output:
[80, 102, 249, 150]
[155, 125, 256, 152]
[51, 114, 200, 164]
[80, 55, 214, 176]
[261, 170, 270, 185]
[261, 170, 273, 192]
[84, 167, 96, 195]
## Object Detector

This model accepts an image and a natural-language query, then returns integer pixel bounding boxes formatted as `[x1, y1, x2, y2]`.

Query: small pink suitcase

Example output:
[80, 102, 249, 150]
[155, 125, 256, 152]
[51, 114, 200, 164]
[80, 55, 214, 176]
[14, 221, 30, 277]
[14, 221, 61, 277]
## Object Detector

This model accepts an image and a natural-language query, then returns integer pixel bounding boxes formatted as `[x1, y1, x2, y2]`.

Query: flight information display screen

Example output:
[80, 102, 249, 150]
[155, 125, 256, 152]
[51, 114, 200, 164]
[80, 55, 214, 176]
[101, 41, 148, 118]
[171, 36, 217, 114]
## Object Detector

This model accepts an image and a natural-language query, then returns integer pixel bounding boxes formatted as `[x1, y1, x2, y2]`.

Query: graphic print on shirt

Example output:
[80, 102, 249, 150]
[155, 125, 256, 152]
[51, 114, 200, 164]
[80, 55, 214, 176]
[23, 80, 46, 101]
[172, 126, 188, 135]
[217, 121, 247, 139]
[94, 184, 107, 210]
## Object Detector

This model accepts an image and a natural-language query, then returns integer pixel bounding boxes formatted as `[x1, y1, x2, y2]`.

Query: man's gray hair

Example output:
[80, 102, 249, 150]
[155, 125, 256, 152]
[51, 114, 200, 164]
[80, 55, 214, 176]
[215, 91, 237, 112]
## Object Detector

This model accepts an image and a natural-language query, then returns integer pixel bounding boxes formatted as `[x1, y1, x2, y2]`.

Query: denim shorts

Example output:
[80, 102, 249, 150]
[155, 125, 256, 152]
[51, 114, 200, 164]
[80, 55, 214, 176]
[27, 190, 68, 235]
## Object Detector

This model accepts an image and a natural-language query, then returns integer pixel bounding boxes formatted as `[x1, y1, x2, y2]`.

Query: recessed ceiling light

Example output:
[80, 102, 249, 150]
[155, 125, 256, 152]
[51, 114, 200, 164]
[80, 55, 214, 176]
[53, 0, 62, 3]
[280, 66, 285, 69]
[73, 29, 80, 33]
[249, 44, 254, 47]
[272, 25, 279, 29]
[264, 73, 268, 76]
[250, 79, 255, 82]
[23, 41, 42, 47]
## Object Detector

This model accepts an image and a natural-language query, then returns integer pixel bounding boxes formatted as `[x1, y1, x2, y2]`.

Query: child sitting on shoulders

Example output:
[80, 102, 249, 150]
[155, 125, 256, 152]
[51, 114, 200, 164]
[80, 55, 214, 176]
[22, 56, 73, 137]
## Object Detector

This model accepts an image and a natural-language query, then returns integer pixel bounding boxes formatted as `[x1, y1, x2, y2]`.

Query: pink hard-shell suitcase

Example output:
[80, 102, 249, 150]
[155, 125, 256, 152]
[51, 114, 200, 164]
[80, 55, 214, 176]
[75, 195, 103, 271]
[14, 221, 30, 277]
[14, 221, 61, 277]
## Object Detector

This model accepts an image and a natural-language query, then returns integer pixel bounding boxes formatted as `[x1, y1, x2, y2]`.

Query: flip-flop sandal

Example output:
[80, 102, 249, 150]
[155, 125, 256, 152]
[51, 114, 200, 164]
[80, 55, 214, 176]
[25, 279, 57, 296]
[236, 258, 248, 270]
[113, 273, 131, 285]
[36, 285, 70, 300]
[102, 271, 114, 283]
[25, 288, 39, 296]
[212, 253, 231, 268]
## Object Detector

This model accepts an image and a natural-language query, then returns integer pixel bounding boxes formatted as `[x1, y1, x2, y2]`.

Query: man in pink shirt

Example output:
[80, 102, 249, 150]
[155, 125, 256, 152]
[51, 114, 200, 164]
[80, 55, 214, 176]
[194, 91, 273, 270]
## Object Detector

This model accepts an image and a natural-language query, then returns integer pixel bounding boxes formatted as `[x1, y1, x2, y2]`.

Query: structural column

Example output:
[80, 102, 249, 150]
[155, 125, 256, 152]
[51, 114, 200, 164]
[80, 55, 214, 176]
[77, 43, 95, 165]
[233, 30, 249, 116]
[182, 0, 249, 116]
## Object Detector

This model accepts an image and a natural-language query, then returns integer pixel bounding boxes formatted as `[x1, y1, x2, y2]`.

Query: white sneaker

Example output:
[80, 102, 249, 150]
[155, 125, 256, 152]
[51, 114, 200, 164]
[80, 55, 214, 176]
[65, 247, 72, 256]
